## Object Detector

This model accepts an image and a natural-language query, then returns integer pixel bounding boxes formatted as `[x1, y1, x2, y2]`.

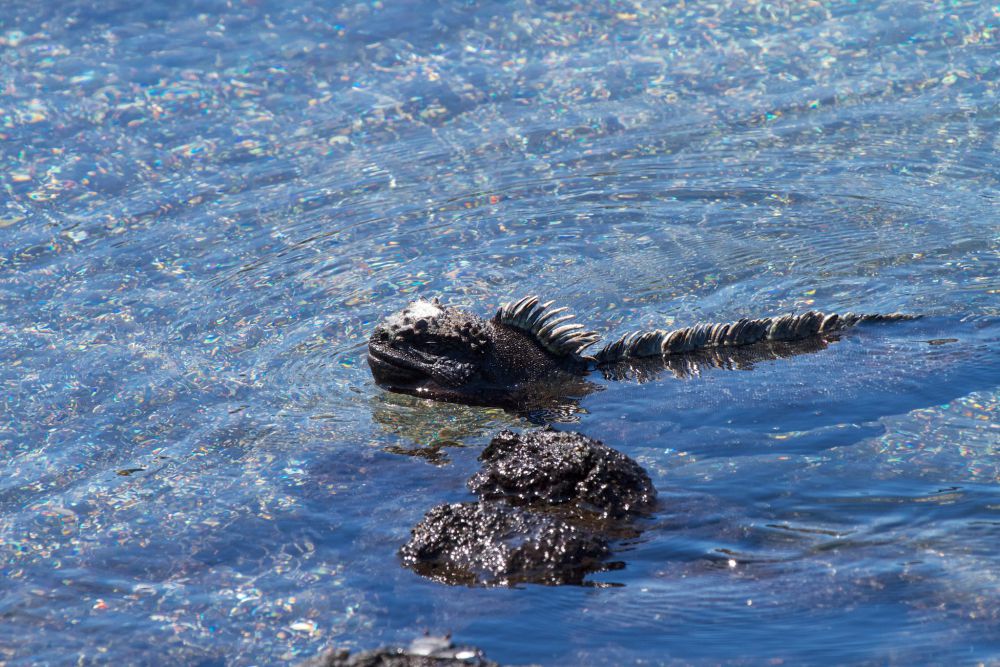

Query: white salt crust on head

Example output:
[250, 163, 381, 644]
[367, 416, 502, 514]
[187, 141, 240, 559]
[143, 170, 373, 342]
[384, 299, 444, 329]
[406, 299, 444, 320]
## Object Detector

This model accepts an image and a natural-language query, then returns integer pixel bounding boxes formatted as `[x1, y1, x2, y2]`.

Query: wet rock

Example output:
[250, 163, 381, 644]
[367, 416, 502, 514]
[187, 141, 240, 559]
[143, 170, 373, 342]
[468, 429, 656, 518]
[400, 502, 609, 586]
[302, 635, 499, 667]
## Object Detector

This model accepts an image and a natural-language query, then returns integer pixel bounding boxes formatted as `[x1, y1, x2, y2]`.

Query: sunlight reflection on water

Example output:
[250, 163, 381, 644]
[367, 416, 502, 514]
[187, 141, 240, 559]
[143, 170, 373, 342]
[0, 0, 997, 664]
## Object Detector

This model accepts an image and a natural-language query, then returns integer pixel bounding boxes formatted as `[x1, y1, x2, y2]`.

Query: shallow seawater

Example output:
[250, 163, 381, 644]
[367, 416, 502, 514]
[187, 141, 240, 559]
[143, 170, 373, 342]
[1, 0, 998, 664]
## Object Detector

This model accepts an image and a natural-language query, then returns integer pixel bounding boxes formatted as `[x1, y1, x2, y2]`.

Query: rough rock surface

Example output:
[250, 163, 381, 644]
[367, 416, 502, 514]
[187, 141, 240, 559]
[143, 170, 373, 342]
[468, 429, 657, 518]
[301, 635, 499, 667]
[399, 501, 609, 586]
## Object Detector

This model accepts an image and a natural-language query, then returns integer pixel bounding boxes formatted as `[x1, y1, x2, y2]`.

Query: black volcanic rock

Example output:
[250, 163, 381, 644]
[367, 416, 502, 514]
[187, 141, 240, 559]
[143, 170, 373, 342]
[468, 429, 657, 518]
[399, 501, 609, 586]
[302, 635, 499, 667]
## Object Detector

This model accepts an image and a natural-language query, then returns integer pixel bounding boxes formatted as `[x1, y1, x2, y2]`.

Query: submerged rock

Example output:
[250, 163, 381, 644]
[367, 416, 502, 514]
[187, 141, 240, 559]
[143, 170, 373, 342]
[400, 501, 610, 586]
[468, 429, 657, 518]
[302, 635, 499, 667]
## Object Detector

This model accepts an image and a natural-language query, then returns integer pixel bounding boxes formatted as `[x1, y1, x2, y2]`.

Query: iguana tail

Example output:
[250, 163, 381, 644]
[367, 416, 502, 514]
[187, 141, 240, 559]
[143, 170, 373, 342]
[593, 311, 918, 364]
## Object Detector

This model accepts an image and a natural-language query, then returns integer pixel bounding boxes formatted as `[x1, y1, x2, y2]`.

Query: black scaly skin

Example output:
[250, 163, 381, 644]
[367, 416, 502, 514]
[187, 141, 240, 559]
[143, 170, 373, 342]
[367, 298, 590, 408]
[367, 296, 917, 409]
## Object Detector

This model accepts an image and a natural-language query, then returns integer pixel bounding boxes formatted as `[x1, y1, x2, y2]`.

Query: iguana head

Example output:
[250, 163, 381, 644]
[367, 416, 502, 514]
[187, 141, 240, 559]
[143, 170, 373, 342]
[368, 298, 490, 397]
[367, 297, 597, 407]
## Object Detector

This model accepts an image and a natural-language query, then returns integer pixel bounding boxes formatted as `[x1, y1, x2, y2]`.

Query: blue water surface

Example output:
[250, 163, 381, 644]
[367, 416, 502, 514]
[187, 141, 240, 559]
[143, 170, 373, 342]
[1, 0, 998, 664]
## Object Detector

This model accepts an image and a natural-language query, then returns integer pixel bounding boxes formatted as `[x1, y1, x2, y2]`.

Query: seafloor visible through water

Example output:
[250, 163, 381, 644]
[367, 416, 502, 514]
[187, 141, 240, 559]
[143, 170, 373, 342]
[1, 0, 998, 664]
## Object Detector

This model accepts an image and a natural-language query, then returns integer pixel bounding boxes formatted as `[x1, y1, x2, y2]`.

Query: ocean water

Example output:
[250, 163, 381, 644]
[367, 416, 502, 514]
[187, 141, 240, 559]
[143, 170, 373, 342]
[1, 0, 998, 664]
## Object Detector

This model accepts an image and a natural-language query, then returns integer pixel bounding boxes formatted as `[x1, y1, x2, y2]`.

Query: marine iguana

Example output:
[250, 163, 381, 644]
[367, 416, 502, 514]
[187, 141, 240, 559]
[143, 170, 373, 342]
[367, 295, 916, 409]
